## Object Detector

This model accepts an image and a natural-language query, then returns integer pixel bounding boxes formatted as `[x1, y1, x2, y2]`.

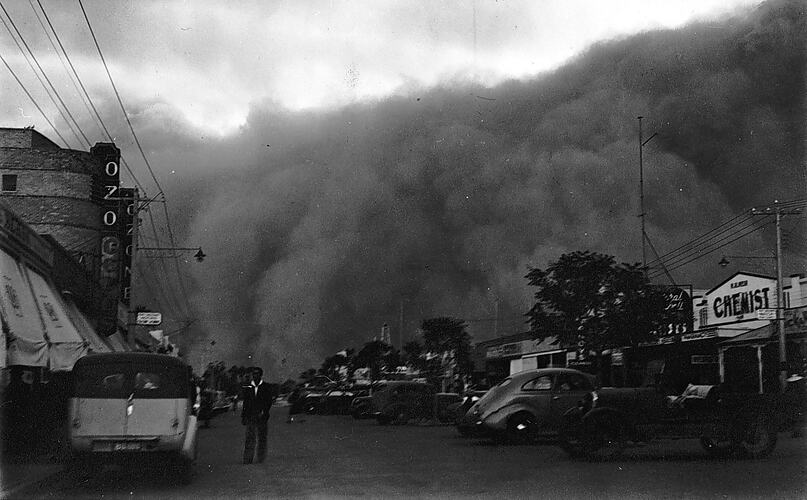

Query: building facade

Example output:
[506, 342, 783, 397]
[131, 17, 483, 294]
[0, 127, 132, 336]
[475, 271, 807, 392]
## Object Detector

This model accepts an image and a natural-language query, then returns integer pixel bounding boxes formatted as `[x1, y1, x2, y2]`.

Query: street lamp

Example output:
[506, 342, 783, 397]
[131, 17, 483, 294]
[139, 246, 207, 262]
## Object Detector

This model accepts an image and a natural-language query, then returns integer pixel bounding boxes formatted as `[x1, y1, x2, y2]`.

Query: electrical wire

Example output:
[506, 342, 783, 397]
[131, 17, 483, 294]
[0, 0, 87, 147]
[77, 0, 164, 197]
[0, 51, 68, 145]
[31, 0, 103, 139]
[78, 0, 194, 319]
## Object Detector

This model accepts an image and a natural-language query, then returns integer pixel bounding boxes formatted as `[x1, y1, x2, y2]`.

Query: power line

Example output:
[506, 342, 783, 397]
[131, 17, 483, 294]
[31, 0, 148, 193]
[78, 0, 193, 319]
[31, 0, 104, 139]
[648, 216, 773, 278]
[0, 51, 68, 145]
[0, 0, 87, 147]
[78, 0, 164, 197]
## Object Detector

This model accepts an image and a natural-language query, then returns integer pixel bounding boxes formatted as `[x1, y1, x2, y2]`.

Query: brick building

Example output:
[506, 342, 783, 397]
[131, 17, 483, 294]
[0, 127, 115, 274]
[0, 127, 133, 336]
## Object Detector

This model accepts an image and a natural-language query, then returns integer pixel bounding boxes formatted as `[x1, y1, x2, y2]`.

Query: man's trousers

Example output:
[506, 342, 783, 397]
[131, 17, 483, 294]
[243, 421, 268, 463]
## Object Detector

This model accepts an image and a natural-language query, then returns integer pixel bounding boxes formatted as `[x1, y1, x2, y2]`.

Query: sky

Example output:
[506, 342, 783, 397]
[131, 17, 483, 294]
[1, 0, 804, 377]
[1, 0, 762, 134]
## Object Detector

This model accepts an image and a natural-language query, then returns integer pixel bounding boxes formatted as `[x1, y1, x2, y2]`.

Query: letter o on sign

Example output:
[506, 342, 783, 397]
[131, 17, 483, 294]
[105, 161, 119, 176]
[103, 210, 117, 226]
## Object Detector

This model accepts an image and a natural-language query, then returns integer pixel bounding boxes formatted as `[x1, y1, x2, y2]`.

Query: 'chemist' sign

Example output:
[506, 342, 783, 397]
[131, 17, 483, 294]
[706, 273, 776, 326]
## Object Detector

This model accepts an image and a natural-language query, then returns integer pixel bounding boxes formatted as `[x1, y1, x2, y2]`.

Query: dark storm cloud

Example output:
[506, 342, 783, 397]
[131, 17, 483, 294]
[162, 0, 804, 377]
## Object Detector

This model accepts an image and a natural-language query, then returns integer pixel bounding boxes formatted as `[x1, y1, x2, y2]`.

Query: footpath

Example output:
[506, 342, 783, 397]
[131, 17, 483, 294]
[1, 454, 62, 499]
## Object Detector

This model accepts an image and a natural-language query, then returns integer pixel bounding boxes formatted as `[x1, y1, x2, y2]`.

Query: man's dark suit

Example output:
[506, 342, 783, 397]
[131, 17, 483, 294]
[241, 382, 273, 463]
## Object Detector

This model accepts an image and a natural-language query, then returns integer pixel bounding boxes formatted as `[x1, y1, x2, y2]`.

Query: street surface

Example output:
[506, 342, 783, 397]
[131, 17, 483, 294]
[17, 407, 807, 499]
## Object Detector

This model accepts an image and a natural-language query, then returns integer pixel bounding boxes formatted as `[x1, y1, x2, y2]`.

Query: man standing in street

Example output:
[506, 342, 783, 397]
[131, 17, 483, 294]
[241, 367, 273, 464]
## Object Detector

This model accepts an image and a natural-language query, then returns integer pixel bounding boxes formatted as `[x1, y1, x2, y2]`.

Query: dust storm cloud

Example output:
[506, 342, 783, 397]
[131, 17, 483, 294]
[169, 0, 804, 377]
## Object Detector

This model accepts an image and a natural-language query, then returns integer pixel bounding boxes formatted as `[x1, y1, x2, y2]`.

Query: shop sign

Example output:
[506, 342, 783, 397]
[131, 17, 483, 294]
[639, 335, 677, 347]
[756, 309, 776, 320]
[706, 273, 776, 326]
[691, 355, 718, 365]
[681, 330, 717, 342]
[136, 311, 162, 326]
[486, 340, 530, 359]
[650, 285, 693, 339]
[611, 350, 624, 366]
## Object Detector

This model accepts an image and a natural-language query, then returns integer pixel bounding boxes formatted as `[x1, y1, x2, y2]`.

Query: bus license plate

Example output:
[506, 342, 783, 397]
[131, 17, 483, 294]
[113, 442, 141, 451]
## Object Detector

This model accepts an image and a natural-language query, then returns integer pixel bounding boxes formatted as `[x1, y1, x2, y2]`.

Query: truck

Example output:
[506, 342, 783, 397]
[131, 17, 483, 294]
[559, 383, 802, 460]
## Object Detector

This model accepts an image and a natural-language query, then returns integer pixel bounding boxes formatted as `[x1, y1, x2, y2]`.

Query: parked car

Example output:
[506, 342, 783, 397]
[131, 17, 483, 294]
[288, 389, 326, 415]
[559, 383, 796, 459]
[314, 389, 357, 415]
[370, 381, 461, 425]
[435, 392, 464, 423]
[459, 368, 596, 443]
[350, 394, 374, 419]
[451, 388, 489, 436]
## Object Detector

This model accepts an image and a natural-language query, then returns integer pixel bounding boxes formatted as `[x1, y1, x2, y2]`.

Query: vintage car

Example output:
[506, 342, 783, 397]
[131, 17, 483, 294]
[370, 381, 460, 425]
[312, 389, 357, 415]
[68, 353, 198, 483]
[458, 368, 597, 443]
[559, 383, 795, 460]
[450, 388, 489, 436]
[350, 394, 374, 419]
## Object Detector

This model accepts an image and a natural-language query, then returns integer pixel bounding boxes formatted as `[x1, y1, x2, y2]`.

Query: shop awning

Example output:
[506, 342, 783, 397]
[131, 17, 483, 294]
[26, 268, 88, 371]
[0, 249, 48, 368]
[721, 321, 807, 346]
[62, 296, 111, 354]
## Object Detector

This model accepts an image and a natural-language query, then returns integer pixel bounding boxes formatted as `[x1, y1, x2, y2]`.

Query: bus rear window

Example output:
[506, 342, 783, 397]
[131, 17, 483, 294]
[73, 364, 186, 398]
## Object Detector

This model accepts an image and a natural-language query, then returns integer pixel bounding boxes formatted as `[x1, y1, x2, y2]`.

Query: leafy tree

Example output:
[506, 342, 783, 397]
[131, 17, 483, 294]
[420, 317, 473, 383]
[402, 340, 426, 371]
[383, 348, 402, 373]
[354, 339, 391, 381]
[319, 351, 352, 382]
[525, 250, 678, 354]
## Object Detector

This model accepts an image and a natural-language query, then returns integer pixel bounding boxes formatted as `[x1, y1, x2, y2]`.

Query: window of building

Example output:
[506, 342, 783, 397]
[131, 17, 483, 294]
[699, 307, 708, 327]
[783, 291, 790, 309]
[1, 174, 17, 192]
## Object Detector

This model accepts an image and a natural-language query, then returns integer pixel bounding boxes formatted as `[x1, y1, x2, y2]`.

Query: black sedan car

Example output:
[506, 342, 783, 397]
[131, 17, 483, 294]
[458, 368, 596, 443]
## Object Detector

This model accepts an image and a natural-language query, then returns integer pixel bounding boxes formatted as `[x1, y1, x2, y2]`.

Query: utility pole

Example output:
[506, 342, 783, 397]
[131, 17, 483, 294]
[638, 117, 658, 279]
[750, 201, 799, 392]
[775, 202, 786, 391]
[127, 190, 140, 350]
[638, 116, 647, 276]
[399, 299, 404, 350]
